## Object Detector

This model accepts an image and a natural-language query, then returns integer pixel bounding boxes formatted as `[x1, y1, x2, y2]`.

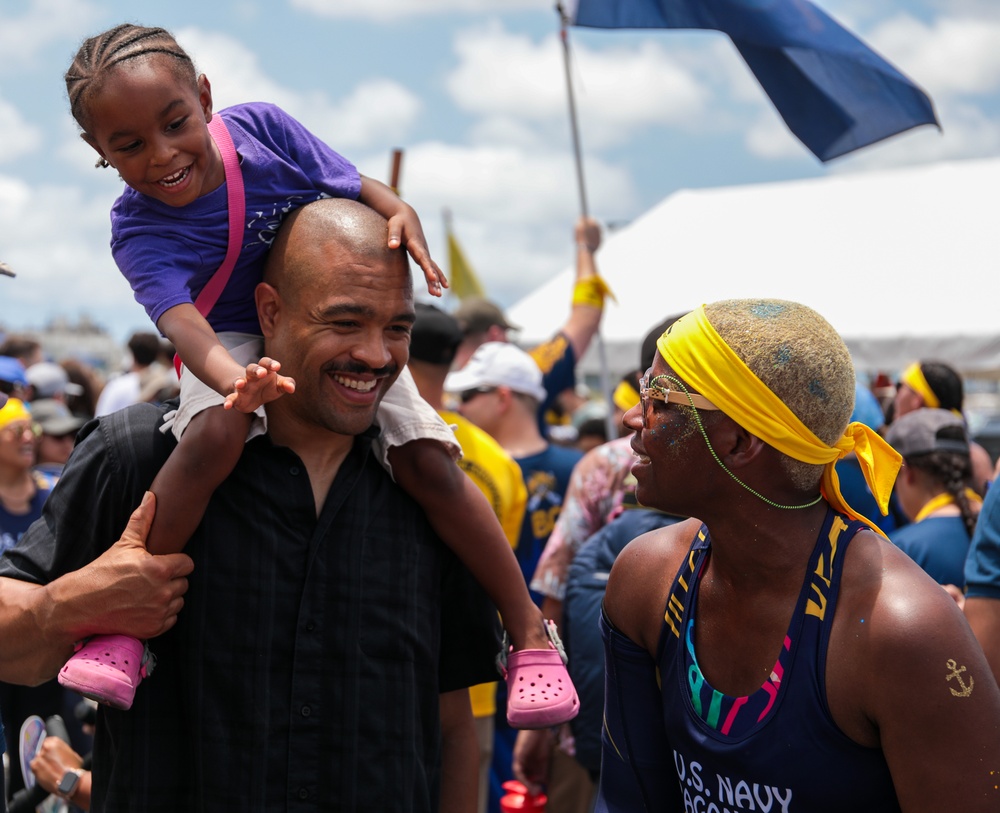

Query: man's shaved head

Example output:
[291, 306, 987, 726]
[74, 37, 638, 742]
[263, 197, 409, 304]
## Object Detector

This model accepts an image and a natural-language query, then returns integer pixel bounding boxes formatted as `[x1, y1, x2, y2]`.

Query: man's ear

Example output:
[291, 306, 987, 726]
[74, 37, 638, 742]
[900, 463, 916, 486]
[256, 282, 281, 338]
[495, 386, 515, 414]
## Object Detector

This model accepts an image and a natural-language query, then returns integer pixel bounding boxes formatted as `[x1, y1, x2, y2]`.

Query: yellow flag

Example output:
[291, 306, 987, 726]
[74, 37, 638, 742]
[447, 231, 485, 300]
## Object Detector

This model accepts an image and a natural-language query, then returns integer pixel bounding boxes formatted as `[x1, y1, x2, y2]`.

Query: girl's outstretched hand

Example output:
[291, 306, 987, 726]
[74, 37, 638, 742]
[387, 207, 448, 297]
[224, 357, 295, 413]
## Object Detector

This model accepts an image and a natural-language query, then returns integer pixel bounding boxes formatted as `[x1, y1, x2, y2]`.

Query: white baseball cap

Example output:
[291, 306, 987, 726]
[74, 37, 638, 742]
[445, 342, 546, 402]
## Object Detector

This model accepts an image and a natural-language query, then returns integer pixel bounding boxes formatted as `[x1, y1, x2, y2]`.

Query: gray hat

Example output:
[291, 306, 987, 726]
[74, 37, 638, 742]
[29, 398, 87, 437]
[885, 408, 969, 458]
[453, 297, 519, 336]
[26, 362, 84, 399]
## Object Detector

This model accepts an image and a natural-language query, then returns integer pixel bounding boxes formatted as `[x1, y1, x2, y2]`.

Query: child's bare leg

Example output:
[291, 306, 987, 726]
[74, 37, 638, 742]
[58, 404, 252, 710]
[389, 439, 549, 652]
[146, 405, 252, 555]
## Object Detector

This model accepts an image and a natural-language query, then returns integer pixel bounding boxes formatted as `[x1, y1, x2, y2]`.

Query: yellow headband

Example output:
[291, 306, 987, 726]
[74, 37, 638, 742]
[613, 380, 640, 413]
[900, 362, 940, 409]
[0, 398, 32, 431]
[656, 306, 901, 536]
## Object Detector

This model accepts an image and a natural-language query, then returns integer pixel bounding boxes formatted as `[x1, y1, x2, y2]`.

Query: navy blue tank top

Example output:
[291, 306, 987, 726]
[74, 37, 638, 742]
[658, 510, 901, 812]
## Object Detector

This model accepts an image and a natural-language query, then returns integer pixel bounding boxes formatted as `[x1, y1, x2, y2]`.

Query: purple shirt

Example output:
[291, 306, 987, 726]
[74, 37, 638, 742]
[110, 102, 361, 333]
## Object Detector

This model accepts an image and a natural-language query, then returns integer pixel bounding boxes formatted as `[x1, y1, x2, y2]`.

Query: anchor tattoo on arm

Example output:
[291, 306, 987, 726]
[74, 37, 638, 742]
[945, 659, 974, 697]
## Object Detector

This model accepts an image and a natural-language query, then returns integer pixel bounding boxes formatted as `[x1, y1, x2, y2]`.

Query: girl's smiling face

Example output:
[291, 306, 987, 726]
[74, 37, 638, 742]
[81, 56, 224, 208]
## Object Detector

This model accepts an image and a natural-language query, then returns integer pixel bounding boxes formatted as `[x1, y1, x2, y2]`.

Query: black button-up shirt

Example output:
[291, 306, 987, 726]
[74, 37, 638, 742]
[1, 403, 498, 812]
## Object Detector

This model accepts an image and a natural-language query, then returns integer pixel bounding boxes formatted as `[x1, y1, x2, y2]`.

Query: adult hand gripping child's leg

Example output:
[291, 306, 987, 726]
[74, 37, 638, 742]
[58, 360, 294, 709]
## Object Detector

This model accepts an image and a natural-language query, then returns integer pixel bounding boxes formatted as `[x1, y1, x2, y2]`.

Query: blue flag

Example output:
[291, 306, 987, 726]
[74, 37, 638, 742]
[568, 0, 938, 161]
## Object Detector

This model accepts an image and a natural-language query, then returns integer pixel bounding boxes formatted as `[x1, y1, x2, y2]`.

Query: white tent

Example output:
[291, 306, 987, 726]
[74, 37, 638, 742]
[507, 158, 1000, 381]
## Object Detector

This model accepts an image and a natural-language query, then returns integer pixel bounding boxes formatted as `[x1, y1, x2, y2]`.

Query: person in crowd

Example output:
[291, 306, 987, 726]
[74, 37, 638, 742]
[893, 360, 994, 494]
[94, 332, 164, 417]
[964, 480, 1000, 685]
[452, 216, 613, 435]
[28, 735, 92, 811]
[0, 198, 504, 812]
[572, 416, 608, 454]
[597, 299, 1000, 812]
[0, 396, 64, 800]
[59, 359, 102, 420]
[62, 23, 570, 718]
[30, 400, 87, 480]
[885, 408, 980, 585]
[608, 370, 642, 435]
[0, 398, 54, 555]
[0, 357, 29, 404]
[445, 344, 584, 813]
[136, 339, 181, 406]
[408, 302, 526, 813]
[0, 337, 43, 372]
[24, 362, 84, 406]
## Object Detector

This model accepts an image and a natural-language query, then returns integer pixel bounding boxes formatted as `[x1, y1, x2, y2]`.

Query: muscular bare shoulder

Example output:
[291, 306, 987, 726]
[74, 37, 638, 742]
[829, 529, 1000, 811]
[604, 517, 701, 654]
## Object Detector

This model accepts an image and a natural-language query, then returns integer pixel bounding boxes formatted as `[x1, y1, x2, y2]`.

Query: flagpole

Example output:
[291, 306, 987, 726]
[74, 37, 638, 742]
[556, 2, 617, 444]
[557, 2, 589, 218]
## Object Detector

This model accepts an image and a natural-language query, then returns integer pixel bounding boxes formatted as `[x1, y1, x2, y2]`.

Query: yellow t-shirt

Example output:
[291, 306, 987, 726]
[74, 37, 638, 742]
[441, 410, 527, 717]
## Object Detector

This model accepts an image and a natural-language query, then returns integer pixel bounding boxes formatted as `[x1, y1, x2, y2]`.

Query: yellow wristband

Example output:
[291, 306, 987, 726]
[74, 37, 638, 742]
[572, 275, 616, 308]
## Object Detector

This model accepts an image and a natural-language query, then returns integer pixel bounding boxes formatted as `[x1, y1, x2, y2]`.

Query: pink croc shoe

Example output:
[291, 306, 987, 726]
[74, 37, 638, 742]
[498, 621, 580, 729]
[58, 634, 154, 711]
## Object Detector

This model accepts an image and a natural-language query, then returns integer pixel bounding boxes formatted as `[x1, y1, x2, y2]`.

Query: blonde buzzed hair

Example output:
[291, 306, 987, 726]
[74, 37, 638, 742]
[703, 299, 855, 490]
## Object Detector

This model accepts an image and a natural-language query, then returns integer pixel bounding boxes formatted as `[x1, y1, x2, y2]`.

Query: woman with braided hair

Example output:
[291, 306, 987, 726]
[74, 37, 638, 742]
[885, 408, 981, 585]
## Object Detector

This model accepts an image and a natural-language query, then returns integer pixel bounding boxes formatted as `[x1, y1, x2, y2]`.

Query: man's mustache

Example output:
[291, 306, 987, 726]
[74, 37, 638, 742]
[323, 361, 398, 378]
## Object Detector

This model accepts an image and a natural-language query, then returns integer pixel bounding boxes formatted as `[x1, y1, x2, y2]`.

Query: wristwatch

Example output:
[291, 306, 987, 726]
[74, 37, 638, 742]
[57, 768, 83, 801]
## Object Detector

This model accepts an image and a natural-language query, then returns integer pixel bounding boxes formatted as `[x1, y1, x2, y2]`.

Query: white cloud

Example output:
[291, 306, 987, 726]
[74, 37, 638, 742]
[290, 0, 546, 22]
[0, 0, 101, 72]
[176, 27, 421, 150]
[744, 111, 810, 161]
[447, 23, 712, 150]
[352, 140, 637, 304]
[0, 97, 43, 163]
[0, 179, 149, 338]
[925, 1, 1000, 19]
[869, 14, 1000, 97]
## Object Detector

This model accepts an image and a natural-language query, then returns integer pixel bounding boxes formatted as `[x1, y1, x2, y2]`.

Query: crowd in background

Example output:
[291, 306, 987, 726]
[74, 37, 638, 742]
[5, 288, 1000, 813]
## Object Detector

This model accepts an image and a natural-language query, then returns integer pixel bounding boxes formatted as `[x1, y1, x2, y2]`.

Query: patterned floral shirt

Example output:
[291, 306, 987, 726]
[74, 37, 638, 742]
[530, 435, 635, 600]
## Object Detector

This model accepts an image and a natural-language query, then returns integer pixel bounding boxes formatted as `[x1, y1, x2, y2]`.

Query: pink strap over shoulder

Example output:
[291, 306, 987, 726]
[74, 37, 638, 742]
[193, 114, 245, 318]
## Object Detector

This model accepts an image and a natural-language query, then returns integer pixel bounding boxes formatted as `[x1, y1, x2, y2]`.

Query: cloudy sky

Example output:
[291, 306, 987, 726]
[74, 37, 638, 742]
[1, 0, 998, 343]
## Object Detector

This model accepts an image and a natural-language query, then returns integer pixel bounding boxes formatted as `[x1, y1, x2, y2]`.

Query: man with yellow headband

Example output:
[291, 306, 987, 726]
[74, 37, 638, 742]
[598, 299, 1000, 813]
